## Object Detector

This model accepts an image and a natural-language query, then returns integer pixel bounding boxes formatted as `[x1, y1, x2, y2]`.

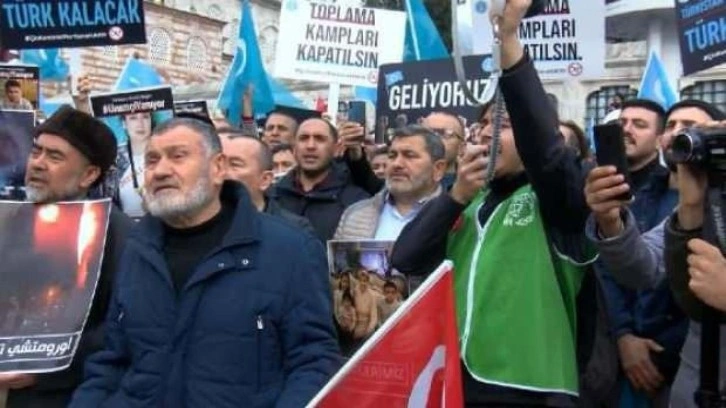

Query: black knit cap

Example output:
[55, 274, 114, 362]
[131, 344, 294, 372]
[34, 105, 117, 175]
[666, 99, 726, 121]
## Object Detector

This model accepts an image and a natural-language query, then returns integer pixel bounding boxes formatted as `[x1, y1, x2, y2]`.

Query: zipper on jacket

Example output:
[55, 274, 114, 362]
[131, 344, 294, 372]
[256, 315, 263, 392]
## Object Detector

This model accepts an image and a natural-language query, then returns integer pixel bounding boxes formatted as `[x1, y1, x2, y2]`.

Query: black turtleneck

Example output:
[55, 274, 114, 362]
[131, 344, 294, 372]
[163, 200, 235, 292]
[390, 173, 529, 276]
[630, 157, 660, 191]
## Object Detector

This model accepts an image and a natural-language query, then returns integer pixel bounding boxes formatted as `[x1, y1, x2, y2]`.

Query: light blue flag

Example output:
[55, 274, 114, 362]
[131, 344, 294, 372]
[403, 0, 448, 62]
[355, 0, 448, 104]
[113, 58, 164, 91]
[268, 76, 306, 111]
[20, 49, 69, 81]
[217, 0, 275, 126]
[637, 51, 678, 110]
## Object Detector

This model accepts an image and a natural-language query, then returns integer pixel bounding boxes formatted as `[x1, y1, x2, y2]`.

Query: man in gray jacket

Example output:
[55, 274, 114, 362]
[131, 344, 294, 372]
[333, 125, 446, 241]
[584, 100, 725, 407]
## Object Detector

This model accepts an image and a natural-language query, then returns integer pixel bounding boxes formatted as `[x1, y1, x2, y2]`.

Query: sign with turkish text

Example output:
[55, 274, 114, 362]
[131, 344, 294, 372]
[275, 0, 406, 87]
[0, 0, 147, 49]
[675, 0, 726, 75]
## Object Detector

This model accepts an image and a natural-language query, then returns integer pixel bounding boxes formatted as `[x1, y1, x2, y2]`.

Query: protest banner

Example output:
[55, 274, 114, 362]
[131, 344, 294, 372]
[472, 0, 605, 79]
[0, 199, 111, 373]
[174, 100, 210, 119]
[90, 86, 174, 219]
[274, 0, 406, 87]
[675, 0, 726, 76]
[0, 110, 35, 201]
[0, 64, 40, 110]
[307, 261, 463, 408]
[0, 0, 147, 50]
[328, 240, 416, 357]
[375, 54, 492, 144]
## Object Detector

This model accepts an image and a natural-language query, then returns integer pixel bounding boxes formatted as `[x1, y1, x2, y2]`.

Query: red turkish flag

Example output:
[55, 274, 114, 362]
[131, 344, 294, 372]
[315, 96, 328, 113]
[308, 261, 463, 408]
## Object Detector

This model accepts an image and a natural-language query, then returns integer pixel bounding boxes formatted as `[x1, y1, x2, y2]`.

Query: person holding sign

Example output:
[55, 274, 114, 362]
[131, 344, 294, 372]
[1, 106, 132, 408]
[391, 0, 597, 405]
[70, 117, 339, 408]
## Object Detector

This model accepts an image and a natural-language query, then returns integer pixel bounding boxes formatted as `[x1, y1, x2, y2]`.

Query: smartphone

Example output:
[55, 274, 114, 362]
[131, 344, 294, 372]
[594, 123, 633, 201]
[347, 101, 367, 129]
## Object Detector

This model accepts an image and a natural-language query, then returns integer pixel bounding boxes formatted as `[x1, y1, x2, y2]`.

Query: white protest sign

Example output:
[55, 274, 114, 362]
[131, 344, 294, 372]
[274, 0, 407, 87]
[472, 0, 605, 79]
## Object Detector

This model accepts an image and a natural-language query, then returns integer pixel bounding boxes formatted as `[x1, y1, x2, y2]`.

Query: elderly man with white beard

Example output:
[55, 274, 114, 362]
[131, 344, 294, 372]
[70, 117, 340, 408]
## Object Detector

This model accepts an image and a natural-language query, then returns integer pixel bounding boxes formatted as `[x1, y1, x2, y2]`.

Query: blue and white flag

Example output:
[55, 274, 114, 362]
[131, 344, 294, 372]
[20, 49, 69, 81]
[216, 1, 275, 126]
[637, 51, 678, 110]
[113, 58, 164, 91]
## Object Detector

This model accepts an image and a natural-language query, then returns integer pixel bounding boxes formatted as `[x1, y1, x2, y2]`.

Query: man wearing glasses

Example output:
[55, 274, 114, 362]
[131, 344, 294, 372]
[421, 112, 466, 190]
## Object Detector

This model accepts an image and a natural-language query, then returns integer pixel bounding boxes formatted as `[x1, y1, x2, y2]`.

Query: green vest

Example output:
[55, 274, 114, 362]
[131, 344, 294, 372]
[447, 185, 595, 395]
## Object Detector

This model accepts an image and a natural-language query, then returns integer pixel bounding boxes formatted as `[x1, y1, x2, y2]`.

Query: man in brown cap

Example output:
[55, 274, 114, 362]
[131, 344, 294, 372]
[0, 105, 132, 408]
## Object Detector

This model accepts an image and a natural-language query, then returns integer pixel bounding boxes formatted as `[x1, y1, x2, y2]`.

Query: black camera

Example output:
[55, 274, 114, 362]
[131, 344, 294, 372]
[670, 126, 726, 172]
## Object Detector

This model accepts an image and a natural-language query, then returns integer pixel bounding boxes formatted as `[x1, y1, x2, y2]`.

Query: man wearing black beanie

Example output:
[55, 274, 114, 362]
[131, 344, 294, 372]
[0, 105, 132, 408]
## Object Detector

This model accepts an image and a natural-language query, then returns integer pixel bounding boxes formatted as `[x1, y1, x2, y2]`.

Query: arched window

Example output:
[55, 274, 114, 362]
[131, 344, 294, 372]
[223, 19, 240, 55]
[147, 28, 172, 64]
[585, 86, 638, 125]
[186, 37, 208, 71]
[681, 80, 726, 113]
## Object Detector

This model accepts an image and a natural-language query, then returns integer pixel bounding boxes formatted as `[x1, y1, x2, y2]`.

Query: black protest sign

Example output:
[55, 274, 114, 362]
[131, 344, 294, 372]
[174, 100, 210, 118]
[0, 0, 146, 50]
[375, 54, 492, 144]
[675, 0, 726, 76]
[0, 199, 111, 373]
[0, 110, 35, 200]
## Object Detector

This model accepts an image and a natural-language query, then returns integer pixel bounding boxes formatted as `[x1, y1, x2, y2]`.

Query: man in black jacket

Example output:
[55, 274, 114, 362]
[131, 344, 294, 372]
[0, 106, 132, 408]
[220, 129, 315, 236]
[390, 0, 594, 405]
[270, 117, 369, 241]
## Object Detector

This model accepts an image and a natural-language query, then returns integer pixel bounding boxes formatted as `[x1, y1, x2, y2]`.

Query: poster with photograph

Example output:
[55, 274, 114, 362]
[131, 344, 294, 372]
[0, 199, 111, 373]
[328, 240, 409, 357]
[174, 100, 210, 118]
[90, 86, 174, 218]
[0, 64, 40, 111]
[0, 110, 35, 200]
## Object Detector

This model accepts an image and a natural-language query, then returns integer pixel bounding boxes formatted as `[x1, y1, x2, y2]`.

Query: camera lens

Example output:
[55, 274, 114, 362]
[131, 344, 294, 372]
[670, 131, 695, 164]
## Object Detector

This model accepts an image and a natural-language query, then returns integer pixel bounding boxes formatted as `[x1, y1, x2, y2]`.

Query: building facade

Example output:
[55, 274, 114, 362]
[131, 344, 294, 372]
[42, 0, 725, 125]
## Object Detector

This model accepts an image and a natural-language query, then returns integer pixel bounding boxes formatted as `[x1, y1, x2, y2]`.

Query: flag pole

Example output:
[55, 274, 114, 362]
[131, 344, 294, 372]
[327, 82, 340, 125]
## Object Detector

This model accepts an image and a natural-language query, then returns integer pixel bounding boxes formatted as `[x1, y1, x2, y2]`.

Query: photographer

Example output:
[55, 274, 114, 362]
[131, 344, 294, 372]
[585, 102, 725, 407]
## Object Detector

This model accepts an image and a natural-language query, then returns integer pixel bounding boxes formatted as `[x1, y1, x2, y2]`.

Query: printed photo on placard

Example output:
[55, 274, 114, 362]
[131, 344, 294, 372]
[0, 110, 35, 200]
[327, 240, 407, 357]
[0, 65, 40, 111]
[0, 199, 111, 373]
[90, 86, 174, 218]
[174, 100, 210, 118]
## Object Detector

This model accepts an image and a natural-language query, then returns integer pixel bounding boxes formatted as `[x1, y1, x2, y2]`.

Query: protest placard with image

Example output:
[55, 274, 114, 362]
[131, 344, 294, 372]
[0, 64, 40, 111]
[0, 199, 111, 373]
[328, 240, 411, 357]
[90, 86, 174, 218]
[0, 110, 35, 200]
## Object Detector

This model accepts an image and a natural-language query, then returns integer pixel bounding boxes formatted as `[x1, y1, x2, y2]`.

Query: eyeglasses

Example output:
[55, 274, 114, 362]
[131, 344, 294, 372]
[430, 128, 463, 141]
